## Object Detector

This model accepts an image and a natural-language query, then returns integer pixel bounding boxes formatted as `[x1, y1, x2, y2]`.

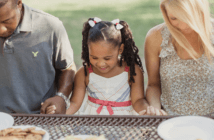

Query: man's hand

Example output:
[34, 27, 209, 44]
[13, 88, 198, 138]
[40, 96, 66, 114]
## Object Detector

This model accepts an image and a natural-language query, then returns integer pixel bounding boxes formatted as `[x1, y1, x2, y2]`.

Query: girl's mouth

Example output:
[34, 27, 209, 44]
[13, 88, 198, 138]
[100, 67, 106, 70]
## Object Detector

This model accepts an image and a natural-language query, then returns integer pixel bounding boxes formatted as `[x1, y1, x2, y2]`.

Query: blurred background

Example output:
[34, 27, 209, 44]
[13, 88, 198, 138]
[23, 0, 214, 85]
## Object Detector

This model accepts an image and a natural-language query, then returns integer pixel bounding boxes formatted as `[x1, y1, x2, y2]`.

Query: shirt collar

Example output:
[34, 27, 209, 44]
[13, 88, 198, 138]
[15, 3, 32, 34]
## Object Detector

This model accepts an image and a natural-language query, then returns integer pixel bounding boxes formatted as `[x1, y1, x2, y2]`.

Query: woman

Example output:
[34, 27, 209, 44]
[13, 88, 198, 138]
[144, 0, 214, 115]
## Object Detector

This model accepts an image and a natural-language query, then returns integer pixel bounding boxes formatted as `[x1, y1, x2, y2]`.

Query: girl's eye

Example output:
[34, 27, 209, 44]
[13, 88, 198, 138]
[92, 57, 98, 59]
[104, 58, 110, 60]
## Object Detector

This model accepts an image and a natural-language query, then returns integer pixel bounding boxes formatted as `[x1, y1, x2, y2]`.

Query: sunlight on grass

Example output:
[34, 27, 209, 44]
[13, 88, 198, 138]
[23, 0, 152, 11]
[139, 13, 162, 20]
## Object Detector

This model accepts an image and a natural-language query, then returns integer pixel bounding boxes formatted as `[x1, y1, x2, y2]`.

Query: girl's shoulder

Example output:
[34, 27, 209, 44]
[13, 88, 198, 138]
[125, 62, 143, 84]
[76, 66, 85, 74]
[76, 66, 90, 85]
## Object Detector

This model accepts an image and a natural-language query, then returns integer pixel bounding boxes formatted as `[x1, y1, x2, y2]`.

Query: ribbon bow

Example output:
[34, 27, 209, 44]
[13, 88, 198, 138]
[88, 96, 132, 115]
[88, 17, 102, 27]
[111, 19, 123, 30]
[96, 100, 116, 115]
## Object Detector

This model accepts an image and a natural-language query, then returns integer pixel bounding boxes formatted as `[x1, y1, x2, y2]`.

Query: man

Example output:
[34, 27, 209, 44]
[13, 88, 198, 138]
[0, 0, 76, 114]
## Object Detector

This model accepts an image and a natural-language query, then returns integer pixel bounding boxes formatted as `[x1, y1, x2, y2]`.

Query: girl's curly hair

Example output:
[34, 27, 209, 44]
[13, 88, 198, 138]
[82, 18, 143, 83]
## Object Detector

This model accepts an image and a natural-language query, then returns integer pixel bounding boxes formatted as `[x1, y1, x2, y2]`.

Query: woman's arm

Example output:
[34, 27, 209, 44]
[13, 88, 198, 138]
[144, 24, 167, 115]
[130, 64, 149, 114]
[66, 67, 87, 114]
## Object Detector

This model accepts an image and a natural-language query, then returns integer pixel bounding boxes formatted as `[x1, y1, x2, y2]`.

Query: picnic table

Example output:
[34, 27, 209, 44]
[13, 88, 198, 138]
[11, 114, 214, 140]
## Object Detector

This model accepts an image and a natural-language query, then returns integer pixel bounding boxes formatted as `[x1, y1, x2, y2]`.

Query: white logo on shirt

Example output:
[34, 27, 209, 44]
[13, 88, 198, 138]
[32, 51, 39, 57]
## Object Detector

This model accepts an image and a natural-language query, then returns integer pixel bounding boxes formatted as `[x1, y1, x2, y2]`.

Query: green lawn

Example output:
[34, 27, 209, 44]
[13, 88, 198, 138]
[23, 0, 214, 84]
[23, 0, 163, 67]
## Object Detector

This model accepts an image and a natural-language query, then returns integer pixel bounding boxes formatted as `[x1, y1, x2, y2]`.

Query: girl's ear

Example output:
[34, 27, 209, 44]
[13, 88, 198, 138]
[119, 43, 124, 55]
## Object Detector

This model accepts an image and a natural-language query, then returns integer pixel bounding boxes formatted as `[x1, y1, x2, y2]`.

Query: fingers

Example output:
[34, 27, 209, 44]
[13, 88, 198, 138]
[46, 105, 56, 114]
[47, 110, 55, 114]
[146, 106, 155, 115]
[139, 110, 147, 115]
[149, 106, 155, 115]
[160, 109, 168, 116]
[144, 106, 167, 116]
[147, 106, 151, 115]
[155, 108, 161, 116]
[40, 101, 52, 114]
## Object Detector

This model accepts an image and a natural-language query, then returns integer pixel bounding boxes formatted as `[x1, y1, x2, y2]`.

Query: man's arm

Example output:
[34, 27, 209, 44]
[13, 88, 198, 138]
[57, 62, 76, 97]
[40, 62, 76, 114]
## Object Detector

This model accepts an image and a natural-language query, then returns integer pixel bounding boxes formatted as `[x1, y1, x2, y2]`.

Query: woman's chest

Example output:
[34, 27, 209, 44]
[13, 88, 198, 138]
[160, 55, 214, 84]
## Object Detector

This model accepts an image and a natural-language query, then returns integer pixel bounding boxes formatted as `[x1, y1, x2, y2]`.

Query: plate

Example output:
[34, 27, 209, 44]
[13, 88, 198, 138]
[60, 135, 106, 140]
[12, 125, 49, 140]
[157, 116, 214, 140]
[0, 112, 14, 130]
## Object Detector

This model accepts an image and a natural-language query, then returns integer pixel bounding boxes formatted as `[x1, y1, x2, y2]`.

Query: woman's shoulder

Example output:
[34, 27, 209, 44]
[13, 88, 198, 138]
[144, 23, 166, 53]
[146, 23, 165, 39]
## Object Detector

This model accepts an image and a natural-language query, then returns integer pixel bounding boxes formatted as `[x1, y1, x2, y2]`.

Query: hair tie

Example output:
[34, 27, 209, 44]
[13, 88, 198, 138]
[111, 19, 123, 30]
[88, 17, 102, 27]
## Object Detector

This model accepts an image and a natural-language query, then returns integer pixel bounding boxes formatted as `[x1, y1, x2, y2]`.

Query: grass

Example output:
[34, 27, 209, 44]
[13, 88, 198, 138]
[23, 0, 162, 67]
[23, 0, 214, 84]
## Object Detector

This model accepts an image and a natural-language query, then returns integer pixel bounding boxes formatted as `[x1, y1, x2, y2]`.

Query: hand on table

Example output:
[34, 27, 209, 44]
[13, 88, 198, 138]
[139, 106, 167, 116]
[40, 96, 66, 114]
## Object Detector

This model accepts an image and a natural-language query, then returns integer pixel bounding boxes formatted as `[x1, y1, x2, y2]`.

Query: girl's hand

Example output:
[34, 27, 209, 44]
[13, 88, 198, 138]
[41, 103, 57, 114]
[139, 106, 167, 116]
[46, 105, 57, 114]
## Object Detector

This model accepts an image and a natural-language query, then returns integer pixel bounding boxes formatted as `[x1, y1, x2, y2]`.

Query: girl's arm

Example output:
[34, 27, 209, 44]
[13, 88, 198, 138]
[144, 24, 167, 115]
[66, 67, 87, 114]
[130, 64, 149, 113]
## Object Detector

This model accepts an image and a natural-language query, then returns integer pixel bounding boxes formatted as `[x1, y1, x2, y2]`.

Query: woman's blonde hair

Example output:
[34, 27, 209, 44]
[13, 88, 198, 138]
[160, 0, 214, 60]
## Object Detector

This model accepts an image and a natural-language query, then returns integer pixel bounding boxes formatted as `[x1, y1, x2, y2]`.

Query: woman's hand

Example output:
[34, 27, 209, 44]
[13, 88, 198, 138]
[139, 106, 167, 116]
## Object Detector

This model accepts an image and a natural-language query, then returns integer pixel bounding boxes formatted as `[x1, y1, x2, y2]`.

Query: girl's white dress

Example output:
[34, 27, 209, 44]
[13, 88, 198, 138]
[79, 67, 138, 115]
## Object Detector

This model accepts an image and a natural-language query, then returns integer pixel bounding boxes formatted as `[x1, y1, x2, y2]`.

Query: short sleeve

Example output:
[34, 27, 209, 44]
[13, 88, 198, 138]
[53, 21, 74, 70]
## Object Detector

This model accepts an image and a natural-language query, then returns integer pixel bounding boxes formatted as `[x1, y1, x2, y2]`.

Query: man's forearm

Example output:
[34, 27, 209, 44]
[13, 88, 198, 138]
[57, 62, 76, 97]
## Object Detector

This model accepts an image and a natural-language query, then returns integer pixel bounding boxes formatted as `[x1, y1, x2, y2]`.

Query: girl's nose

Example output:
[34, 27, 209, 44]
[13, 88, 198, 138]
[97, 61, 106, 67]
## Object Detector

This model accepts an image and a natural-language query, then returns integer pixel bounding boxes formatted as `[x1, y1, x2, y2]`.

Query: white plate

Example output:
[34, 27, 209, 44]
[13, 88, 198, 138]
[157, 116, 214, 140]
[12, 125, 49, 140]
[0, 112, 14, 130]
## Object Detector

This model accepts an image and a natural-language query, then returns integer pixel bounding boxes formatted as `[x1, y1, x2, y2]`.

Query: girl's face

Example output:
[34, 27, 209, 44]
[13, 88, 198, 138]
[88, 41, 123, 74]
[166, 7, 193, 34]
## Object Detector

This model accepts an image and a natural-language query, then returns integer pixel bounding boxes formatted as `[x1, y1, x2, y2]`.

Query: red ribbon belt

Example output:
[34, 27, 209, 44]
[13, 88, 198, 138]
[88, 96, 132, 115]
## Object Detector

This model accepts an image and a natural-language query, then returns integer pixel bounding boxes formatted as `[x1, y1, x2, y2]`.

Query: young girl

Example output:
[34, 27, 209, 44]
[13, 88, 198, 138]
[47, 17, 148, 115]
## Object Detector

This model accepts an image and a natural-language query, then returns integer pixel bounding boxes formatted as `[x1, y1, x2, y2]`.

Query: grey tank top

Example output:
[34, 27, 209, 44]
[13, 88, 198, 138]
[159, 24, 214, 115]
